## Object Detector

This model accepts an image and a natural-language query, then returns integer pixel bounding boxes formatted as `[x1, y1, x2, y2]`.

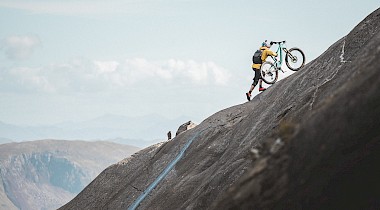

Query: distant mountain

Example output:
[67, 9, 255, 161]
[0, 140, 140, 210]
[0, 114, 191, 147]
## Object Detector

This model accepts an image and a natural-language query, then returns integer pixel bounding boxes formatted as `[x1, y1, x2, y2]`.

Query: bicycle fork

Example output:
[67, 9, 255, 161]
[283, 48, 297, 63]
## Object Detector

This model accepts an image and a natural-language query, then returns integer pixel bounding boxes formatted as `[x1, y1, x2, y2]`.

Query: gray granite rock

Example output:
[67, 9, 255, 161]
[60, 8, 380, 210]
[175, 121, 197, 136]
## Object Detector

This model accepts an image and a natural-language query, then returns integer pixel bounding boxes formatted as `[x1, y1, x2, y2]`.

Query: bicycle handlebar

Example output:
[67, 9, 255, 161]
[270, 40, 286, 45]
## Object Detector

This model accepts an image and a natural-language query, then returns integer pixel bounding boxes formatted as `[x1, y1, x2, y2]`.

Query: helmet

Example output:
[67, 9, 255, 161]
[262, 40, 271, 48]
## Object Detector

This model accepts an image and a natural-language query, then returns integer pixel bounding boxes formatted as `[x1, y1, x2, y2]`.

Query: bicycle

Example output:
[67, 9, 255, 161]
[260, 41, 305, 84]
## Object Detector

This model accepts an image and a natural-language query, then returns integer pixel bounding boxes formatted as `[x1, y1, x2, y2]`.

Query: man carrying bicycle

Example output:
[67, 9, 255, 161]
[246, 40, 277, 101]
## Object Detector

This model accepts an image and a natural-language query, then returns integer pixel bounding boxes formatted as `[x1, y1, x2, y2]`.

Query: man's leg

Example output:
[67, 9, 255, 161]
[258, 79, 266, 91]
[246, 68, 260, 101]
[249, 84, 255, 93]
[246, 84, 254, 101]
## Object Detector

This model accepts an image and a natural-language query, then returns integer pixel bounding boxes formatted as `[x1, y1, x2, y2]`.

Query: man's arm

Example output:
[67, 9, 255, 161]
[266, 50, 278, 57]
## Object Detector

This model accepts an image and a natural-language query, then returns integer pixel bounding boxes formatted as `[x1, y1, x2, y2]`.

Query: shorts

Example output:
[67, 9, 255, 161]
[252, 67, 261, 86]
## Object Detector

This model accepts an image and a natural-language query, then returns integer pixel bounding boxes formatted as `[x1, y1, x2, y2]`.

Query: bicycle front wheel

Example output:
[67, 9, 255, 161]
[285, 48, 305, 71]
[260, 61, 278, 84]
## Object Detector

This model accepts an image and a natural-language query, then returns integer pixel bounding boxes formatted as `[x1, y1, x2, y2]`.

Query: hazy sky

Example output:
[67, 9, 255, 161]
[0, 0, 379, 125]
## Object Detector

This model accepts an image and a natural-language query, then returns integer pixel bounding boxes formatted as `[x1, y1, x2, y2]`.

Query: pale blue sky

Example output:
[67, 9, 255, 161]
[0, 0, 379, 125]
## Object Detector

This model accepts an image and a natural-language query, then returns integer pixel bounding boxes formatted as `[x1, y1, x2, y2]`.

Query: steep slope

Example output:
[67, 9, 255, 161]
[213, 9, 380, 208]
[60, 7, 380, 210]
[0, 140, 139, 210]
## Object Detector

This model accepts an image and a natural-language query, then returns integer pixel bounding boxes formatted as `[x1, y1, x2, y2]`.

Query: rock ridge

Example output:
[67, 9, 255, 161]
[60, 7, 380, 210]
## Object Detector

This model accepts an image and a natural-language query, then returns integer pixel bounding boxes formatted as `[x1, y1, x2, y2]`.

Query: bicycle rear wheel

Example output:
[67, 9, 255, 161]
[260, 61, 278, 84]
[285, 48, 305, 71]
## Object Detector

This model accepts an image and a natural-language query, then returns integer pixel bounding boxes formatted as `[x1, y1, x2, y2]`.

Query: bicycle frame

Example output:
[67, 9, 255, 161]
[270, 41, 290, 73]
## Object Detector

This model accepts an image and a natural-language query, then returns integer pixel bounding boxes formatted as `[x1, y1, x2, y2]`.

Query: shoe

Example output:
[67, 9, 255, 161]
[259, 87, 266, 92]
[246, 92, 251, 101]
